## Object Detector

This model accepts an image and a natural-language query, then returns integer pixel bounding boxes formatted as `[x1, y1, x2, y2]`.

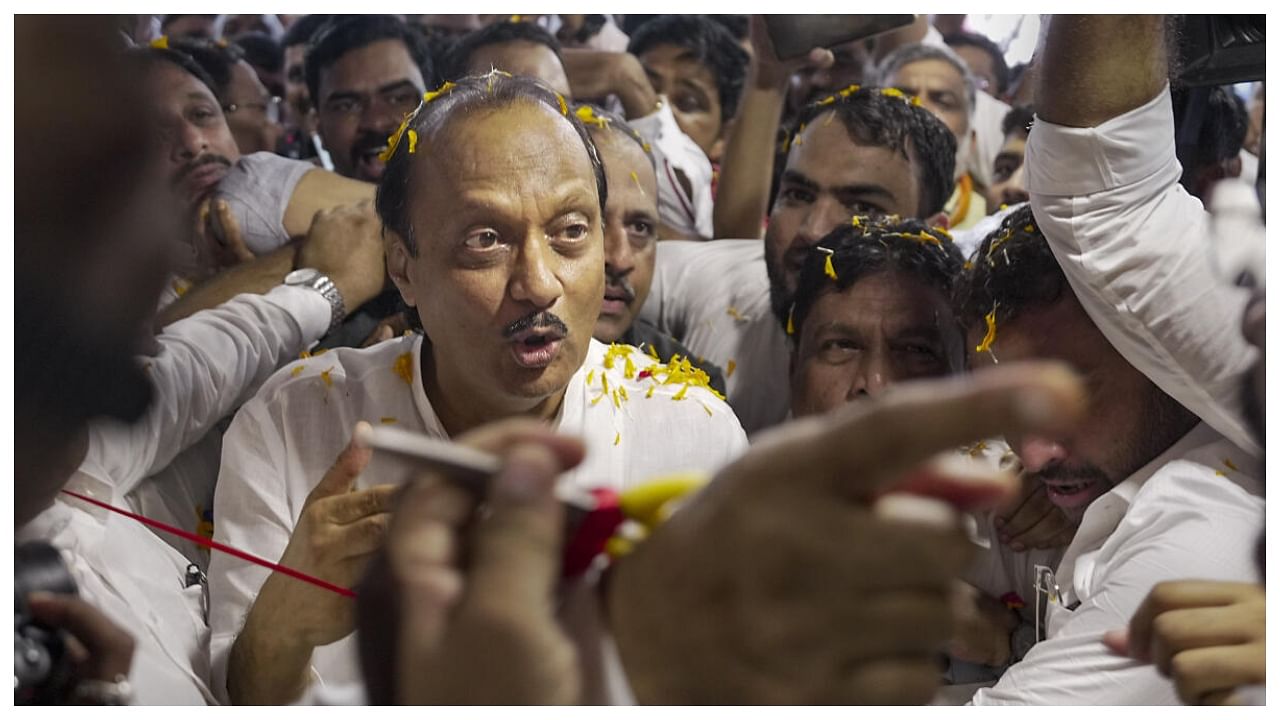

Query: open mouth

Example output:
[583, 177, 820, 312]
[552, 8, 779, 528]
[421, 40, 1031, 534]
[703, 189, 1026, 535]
[508, 328, 565, 369]
[356, 146, 387, 181]
[1042, 478, 1100, 508]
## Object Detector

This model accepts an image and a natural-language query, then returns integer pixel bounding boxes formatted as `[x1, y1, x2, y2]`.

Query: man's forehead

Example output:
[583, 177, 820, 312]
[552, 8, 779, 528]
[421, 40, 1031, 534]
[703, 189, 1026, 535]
[321, 38, 421, 95]
[816, 273, 950, 325]
[149, 64, 216, 104]
[641, 45, 715, 85]
[893, 60, 964, 93]
[787, 118, 916, 189]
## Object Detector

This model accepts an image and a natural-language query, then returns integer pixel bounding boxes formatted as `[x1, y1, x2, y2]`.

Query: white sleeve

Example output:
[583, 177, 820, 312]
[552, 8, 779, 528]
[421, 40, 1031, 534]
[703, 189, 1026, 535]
[637, 240, 703, 336]
[206, 395, 301, 704]
[85, 286, 330, 498]
[1025, 85, 1258, 454]
[218, 152, 316, 255]
[629, 102, 715, 239]
[970, 470, 1264, 705]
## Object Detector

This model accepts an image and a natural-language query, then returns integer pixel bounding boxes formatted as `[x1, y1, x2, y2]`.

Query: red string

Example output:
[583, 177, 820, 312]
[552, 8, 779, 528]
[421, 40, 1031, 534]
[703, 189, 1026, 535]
[59, 489, 356, 598]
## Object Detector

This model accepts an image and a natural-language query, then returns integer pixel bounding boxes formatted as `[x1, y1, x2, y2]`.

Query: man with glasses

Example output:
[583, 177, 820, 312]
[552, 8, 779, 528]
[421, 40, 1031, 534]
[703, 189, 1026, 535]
[169, 37, 284, 157]
[305, 15, 434, 183]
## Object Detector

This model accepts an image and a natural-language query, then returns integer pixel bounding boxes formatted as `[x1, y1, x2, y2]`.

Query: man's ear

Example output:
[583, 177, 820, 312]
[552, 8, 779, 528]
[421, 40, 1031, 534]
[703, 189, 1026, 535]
[925, 211, 951, 230]
[384, 232, 418, 309]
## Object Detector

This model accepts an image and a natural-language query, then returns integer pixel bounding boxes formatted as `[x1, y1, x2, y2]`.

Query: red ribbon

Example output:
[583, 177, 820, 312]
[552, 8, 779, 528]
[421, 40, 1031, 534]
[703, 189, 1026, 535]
[59, 489, 356, 598]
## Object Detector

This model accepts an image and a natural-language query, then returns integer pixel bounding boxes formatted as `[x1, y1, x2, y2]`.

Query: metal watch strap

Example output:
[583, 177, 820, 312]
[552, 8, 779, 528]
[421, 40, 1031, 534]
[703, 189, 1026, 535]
[309, 273, 346, 334]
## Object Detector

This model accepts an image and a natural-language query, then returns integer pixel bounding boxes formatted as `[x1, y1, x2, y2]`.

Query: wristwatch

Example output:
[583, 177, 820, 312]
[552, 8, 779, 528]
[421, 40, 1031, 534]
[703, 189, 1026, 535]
[285, 268, 346, 334]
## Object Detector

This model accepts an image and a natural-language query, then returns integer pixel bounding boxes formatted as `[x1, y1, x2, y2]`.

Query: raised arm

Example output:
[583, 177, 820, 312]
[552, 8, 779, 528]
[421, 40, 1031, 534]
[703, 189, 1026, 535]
[1035, 15, 1169, 127]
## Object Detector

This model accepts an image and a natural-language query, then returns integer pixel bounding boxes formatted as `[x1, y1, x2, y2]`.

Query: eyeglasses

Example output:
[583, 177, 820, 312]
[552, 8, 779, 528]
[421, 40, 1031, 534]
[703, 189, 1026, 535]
[224, 95, 283, 125]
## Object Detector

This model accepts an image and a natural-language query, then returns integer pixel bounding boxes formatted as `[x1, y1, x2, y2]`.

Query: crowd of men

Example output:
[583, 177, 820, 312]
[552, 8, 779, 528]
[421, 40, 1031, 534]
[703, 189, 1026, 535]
[13, 12, 1266, 706]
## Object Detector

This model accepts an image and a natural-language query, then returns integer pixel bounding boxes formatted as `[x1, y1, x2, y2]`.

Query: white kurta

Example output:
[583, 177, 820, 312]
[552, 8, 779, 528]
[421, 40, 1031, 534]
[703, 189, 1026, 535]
[16, 287, 330, 705]
[640, 239, 792, 435]
[208, 335, 748, 700]
[970, 424, 1263, 704]
[1025, 84, 1259, 455]
[123, 286, 331, 568]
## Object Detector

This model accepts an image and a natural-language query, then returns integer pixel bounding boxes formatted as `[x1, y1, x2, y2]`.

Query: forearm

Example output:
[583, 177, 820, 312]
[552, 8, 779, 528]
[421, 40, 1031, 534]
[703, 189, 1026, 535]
[282, 169, 375, 238]
[1037, 15, 1169, 127]
[227, 576, 316, 705]
[712, 75, 786, 239]
[157, 243, 297, 328]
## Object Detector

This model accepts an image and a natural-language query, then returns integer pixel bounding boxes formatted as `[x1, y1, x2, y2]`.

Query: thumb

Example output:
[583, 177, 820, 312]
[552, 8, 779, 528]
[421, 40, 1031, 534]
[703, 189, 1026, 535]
[1102, 628, 1132, 657]
[466, 442, 565, 607]
[309, 422, 374, 503]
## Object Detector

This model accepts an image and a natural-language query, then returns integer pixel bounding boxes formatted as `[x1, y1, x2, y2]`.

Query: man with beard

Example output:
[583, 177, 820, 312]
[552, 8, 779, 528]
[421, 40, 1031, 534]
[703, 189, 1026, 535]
[209, 73, 747, 705]
[306, 15, 434, 184]
[954, 204, 1262, 704]
[640, 84, 955, 433]
[580, 104, 726, 394]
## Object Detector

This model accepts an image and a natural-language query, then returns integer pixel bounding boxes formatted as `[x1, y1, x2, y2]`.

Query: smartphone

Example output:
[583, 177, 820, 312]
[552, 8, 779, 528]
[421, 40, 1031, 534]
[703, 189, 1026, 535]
[764, 15, 917, 60]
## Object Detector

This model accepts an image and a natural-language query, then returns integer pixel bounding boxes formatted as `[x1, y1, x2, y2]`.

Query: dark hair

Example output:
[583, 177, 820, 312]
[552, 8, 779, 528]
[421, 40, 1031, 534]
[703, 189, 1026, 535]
[234, 32, 282, 73]
[627, 15, 750, 120]
[875, 43, 977, 112]
[444, 20, 563, 80]
[790, 217, 964, 341]
[571, 102, 654, 168]
[954, 204, 1066, 337]
[1001, 104, 1035, 138]
[375, 72, 607, 257]
[707, 15, 749, 41]
[790, 85, 957, 217]
[161, 14, 215, 31]
[167, 38, 244, 100]
[1173, 85, 1248, 181]
[305, 15, 434, 107]
[128, 45, 220, 98]
[282, 14, 332, 49]
[944, 30, 1010, 95]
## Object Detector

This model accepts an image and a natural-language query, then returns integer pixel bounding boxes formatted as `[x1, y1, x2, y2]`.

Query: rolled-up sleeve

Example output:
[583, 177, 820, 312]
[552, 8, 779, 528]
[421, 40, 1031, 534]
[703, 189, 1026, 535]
[1025, 85, 1258, 454]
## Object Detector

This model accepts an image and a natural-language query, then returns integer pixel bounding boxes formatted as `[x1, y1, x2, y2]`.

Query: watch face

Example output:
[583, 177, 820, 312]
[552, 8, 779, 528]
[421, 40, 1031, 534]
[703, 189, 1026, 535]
[285, 268, 319, 285]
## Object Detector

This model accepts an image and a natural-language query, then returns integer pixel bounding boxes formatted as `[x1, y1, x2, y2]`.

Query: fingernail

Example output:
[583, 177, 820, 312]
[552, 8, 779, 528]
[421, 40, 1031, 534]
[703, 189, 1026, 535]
[494, 449, 552, 503]
[1015, 386, 1060, 426]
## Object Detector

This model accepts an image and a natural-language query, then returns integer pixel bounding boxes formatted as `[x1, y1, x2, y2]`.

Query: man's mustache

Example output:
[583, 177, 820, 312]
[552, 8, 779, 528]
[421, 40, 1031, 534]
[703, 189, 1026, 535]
[604, 272, 636, 304]
[502, 311, 569, 339]
[1028, 462, 1113, 488]
[351, 130, 390, 163]
[175, 153, 232, 183]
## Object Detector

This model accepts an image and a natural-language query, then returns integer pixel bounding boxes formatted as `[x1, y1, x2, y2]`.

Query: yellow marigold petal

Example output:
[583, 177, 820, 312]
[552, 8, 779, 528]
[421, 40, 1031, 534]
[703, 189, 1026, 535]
[700, 401, 713, 417]
[557, 93, 569, 116]
[393, 352, 414, 385]
[407, 129, 418, 154]
[320, 367, 334, 388]
[150, 35, 169, 49]
[624, 356, 636, 379]
[423, 81, 456, 104]
[614, 431, 621, 446]
[726, 360, 737, 378]
[299, 350, 311, 359]
[646, 343, 659, 359]
[824, 253, 838, 280]
[1224, 458, 1240, 472]
[587, 369, 595, 385]
[786, 309, 795, 336]
[290, 366, 304, 377]
[645, 385, 656, 398]
[975, 309, 998, 354]
[380, 417, 398, 424]
[618, 386, 628, 401]
[672, 383, 689, 401]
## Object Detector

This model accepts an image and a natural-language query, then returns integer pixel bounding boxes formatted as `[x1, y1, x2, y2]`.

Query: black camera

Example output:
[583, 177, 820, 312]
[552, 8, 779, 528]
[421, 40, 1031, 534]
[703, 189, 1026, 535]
[14, 541, 78, 705]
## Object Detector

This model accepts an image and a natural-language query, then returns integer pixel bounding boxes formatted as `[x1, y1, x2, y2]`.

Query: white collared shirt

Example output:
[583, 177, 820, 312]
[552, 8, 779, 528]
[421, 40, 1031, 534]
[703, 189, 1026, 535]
[970, 424, 1263, 705]
[640, 239, 792, 435]
[1025, 84, 1259, 455]
[208, 335, 748, 701]
[16, 286, 330, 705]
